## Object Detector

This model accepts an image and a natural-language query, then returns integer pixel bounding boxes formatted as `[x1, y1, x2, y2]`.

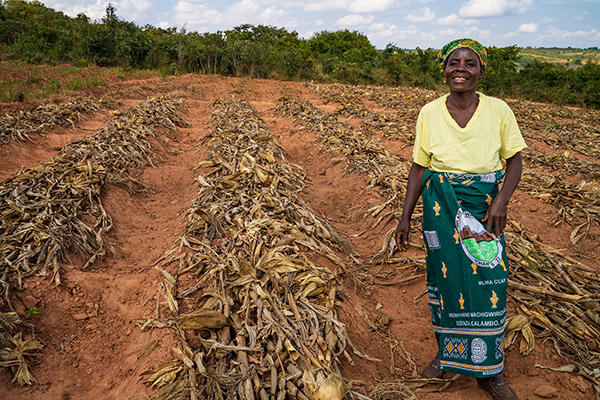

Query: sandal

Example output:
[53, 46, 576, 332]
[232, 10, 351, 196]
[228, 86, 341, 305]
[477, 376, 517, 400]
[422, 357, 444, 379]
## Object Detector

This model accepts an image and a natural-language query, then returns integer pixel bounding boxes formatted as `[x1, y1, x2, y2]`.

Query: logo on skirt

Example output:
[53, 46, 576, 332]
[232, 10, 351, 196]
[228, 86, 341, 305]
[455, 208, 503, 269]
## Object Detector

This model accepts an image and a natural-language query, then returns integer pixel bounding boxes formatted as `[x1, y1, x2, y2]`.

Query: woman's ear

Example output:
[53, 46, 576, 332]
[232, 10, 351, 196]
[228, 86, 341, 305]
[479, 64, 486, 79]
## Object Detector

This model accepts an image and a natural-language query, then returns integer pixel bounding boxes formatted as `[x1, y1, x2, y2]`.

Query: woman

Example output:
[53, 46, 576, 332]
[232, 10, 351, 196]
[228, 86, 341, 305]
[395, 39, 526, 400]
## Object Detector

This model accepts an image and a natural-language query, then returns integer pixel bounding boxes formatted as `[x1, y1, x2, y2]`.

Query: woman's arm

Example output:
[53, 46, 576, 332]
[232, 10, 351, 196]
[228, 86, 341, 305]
[483, 151, 523, 236]
[395, 163, 427, 250]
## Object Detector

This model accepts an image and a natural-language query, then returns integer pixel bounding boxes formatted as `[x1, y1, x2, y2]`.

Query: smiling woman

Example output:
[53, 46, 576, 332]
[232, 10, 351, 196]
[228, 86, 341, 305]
[395, 38, 527, 400]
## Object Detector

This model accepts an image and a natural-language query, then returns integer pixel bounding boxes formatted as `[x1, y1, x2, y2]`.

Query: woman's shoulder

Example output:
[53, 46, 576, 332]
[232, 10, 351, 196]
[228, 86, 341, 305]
[479, 93, 512, 112]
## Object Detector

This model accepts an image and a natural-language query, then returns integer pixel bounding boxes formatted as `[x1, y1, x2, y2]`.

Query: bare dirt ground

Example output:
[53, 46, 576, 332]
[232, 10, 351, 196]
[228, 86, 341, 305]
[1, 72, 598, 399]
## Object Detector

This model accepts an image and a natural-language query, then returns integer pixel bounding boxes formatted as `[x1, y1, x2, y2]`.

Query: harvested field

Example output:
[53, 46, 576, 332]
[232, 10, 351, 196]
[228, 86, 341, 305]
[0, 72, 599, 400]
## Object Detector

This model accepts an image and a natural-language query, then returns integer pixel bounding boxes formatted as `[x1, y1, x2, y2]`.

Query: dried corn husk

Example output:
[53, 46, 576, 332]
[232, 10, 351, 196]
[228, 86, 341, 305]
[0, 95, 188, 384]
[0, 98, 110, 144]
[141, 97, 371, 400]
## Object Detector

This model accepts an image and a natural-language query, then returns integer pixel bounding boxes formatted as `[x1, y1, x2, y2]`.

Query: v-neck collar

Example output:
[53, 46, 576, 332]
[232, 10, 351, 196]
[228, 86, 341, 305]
[443, 92, 484, 131]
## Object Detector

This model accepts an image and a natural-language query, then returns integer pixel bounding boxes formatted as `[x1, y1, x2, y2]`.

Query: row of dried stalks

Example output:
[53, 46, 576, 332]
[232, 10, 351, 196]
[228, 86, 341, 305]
[0, 95, 188, 385]
[519, 171, 600, 246]
[506, 219, 600, 397]
[307, 83, 421, 142]
[140, 97, 381, 400]
[281, 88, 600, 398]
[506, 99, 600, 159]
[522, 147, 600, 180]
[274, 92, 426, 266]
[0, 98, 110, 144]
[275, 96, 413, 253]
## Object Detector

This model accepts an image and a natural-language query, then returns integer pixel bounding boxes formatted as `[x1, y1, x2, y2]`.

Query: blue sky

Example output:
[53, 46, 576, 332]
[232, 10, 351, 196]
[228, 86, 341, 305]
[41, 0, 600, 48]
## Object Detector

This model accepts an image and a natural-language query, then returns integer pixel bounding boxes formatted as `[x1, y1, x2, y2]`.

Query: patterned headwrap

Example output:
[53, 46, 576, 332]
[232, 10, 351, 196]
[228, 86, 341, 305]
[438, 38, 487, 74]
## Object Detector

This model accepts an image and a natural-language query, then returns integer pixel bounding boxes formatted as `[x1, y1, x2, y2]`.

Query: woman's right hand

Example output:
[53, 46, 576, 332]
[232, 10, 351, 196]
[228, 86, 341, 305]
[395, 219, 411, 251]
[394, 163, 426, 253]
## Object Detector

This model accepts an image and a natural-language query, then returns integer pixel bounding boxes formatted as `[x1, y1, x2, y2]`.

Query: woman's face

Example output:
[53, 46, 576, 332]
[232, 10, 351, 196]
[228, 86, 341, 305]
[443, 48, 484, 93]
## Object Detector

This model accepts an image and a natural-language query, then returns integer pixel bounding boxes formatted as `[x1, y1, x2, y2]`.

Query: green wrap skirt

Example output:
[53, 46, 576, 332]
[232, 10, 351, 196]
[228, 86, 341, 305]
[421, 169, 508, 377]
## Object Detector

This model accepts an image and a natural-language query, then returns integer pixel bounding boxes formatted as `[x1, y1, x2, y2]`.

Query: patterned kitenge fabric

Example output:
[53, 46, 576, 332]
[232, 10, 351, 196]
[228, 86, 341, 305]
[438, 38, 487, 74]
[421, 169, 508, 377]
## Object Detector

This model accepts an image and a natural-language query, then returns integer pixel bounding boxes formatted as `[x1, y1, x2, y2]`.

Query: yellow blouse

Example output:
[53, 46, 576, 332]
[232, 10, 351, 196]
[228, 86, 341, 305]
[413, 92, 526, 174]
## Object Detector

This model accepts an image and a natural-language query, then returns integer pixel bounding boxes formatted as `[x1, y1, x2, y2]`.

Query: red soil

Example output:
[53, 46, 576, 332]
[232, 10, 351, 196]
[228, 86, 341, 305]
[0, 73, 597, 400]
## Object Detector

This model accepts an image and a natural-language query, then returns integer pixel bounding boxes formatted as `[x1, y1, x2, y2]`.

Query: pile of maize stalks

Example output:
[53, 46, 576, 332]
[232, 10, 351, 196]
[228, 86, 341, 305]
[275, 97, 412, 239]
[307, 83, 416, 141]
[0, 95, 188, 384]
[519, 170, 599, 245]
[522, 147, 600, 180]
[307, 83, 437, 112]
[141, 97, 374, 400]
[275, 96, 431, 262]
[0, 311, 43, 385]
[506, 99, 600, 159]
[505, 219, 600, 397]
[0, 98, 111, 144]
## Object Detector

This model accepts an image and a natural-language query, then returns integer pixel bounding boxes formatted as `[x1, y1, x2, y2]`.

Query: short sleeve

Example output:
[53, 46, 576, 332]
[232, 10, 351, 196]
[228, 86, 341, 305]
[499, 104, 527, 159]
[413, 109, 431, 167]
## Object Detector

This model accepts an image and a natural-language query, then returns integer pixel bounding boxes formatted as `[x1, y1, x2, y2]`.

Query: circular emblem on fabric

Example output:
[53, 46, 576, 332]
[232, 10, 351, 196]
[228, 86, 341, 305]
[471, 338, 487, 364]
[455, 209, 503, 269]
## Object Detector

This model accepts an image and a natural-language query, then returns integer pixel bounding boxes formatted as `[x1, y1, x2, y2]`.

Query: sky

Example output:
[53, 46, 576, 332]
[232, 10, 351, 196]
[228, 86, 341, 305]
[40, 0, 600, 49]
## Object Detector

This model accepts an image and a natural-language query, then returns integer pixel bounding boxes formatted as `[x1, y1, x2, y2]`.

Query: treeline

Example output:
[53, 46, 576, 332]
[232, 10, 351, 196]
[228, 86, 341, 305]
[1, 0, 599, 108]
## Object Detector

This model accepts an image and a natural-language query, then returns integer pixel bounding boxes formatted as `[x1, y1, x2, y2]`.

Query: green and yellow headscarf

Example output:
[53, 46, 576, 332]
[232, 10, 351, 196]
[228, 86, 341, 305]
[438, 38, 487, 74]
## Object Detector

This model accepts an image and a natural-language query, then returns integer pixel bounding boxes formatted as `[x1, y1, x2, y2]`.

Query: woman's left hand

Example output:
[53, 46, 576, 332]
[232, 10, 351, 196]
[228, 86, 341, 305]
[482, 196, 508, 236]
[483, 152, 523, 237]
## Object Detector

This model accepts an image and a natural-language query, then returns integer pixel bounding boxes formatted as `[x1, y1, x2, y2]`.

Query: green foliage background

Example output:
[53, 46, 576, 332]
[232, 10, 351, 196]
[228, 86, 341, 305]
[1, 0, 599, 108]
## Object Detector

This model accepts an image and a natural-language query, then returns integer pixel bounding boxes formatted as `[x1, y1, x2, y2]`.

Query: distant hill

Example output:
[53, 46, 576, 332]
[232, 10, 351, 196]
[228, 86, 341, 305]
[518, 47, 600, 68]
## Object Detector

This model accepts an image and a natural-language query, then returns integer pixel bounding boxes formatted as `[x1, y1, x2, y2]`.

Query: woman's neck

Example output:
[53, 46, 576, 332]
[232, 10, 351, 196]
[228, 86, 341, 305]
[447, 90, 479, 110]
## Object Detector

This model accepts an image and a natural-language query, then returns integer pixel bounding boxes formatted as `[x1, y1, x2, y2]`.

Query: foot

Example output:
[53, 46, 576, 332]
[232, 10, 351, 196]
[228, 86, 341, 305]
[477, 376, 517, 400]
[422, 357, 444, 379]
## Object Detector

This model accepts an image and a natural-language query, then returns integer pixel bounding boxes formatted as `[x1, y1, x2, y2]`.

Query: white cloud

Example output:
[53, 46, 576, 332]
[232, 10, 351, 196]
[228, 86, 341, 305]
[173, 1, 221, 27]
[543, 16, 553, 23]
[458, 0, 533, 18]
[469, 26, 492, 39]
[369, 22, 388, 30]
[439, 28, 459, 37]
[476, 29, 492, 39]
[366, 22, 398, 40]
[173, 0, 296, 31]
[437, 13, 477, 25]
[545, 26, 600, 40]
[303, 0, 394, 13]
[406, 7, 436, 22]
[303, 0, 347, 12]
[348, 0, 395, 12]
[336, 14, 375, 27]
[301, 30, 316, 39]
[518, 22, 538, 33]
